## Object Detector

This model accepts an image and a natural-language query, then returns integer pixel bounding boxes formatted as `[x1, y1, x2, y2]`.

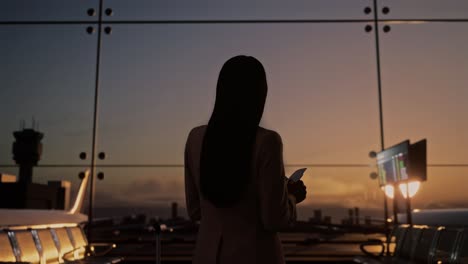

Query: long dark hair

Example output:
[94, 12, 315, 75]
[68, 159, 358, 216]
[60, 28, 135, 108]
[200, 55, 268, 208]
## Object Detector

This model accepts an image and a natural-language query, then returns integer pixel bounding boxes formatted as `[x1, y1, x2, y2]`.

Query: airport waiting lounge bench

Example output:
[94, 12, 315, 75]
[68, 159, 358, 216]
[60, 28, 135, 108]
[0, 225, 122, 264]
[354, 224, 468, 264]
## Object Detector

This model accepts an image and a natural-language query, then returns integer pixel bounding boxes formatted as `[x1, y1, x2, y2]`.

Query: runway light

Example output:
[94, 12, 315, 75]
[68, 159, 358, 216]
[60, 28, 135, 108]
[399, 181, 421, 198]
[381, 184, 395, 199]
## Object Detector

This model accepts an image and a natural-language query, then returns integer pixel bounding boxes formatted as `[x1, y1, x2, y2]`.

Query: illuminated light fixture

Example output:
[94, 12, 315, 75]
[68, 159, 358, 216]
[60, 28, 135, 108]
[399, 181, 421, 198]
[381, 184, 395, 199]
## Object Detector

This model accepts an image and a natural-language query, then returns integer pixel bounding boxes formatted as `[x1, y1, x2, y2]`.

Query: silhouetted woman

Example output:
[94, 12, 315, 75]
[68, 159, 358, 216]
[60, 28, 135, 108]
[184, 55, 307, 264]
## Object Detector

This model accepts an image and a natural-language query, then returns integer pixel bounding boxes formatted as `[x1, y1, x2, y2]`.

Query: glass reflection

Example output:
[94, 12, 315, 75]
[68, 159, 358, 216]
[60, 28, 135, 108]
[0, 25, 97, 165]
[97, 23, 379, 165]
[103, 0, 373, 21]
[380, 22, 468, 164]
[377, 0, 468, 20]
[0, 0, 99, 22]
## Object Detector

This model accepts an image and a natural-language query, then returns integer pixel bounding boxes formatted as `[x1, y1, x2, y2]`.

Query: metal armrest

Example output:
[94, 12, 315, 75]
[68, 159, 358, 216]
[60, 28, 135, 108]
[359, 239, 385, 258]
[88, 243, 117, 257]
[62, 243, 116, 262]
[62, 246, 86, 262]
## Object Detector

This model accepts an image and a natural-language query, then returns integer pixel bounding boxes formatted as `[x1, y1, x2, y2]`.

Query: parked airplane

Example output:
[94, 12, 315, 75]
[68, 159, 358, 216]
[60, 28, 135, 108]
[0, 170, 89, 228]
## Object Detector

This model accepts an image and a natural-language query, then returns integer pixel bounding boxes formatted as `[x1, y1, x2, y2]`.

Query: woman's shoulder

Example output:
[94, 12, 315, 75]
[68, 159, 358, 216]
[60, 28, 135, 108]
[185, 126, 207, 154]
[187, 125, 207, 142]
[189, 125, 207, 134]
[256, 127, 283, 153]
[258, 126, 282, 141]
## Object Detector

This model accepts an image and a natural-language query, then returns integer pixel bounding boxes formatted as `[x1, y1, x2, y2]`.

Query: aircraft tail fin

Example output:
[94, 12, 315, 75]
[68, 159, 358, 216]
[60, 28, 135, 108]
[68, 169, 90, 214]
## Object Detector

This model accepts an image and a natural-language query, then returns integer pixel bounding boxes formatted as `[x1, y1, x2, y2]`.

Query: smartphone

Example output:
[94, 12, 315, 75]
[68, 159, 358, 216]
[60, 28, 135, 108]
[289, 168, 307, 182]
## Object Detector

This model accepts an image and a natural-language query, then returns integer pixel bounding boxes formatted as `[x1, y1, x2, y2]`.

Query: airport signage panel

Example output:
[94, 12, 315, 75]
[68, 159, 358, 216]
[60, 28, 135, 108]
[377, 139, 427, 186]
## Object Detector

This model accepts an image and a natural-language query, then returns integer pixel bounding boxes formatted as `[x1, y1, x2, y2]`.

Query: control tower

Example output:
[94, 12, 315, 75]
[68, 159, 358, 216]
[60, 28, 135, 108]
[12, 128, 44, 184]
[0, 128, 70, 209]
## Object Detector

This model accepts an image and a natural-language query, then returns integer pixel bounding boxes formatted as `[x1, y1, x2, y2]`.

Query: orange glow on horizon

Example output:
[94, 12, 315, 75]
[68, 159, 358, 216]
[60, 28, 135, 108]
[382, 185, 395, 199]
[399, 181, 421, 198]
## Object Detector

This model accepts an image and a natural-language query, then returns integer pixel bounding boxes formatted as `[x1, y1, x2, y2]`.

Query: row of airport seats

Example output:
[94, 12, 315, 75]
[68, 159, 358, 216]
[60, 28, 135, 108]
[354, 224, 468, 264]
[0, 225, 122, 264]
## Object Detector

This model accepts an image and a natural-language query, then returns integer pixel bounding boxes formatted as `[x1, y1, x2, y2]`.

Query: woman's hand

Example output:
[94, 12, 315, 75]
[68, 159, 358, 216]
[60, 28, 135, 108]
[287, 180, 307, 204]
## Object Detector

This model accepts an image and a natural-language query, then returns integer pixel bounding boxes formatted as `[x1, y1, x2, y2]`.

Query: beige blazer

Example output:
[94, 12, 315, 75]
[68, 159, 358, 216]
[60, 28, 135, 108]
[184, 125, 297, 264]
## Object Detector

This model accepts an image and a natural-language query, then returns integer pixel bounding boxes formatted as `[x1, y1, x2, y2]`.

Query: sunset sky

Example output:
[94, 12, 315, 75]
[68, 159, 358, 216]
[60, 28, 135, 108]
[1, 1, 468, 222]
